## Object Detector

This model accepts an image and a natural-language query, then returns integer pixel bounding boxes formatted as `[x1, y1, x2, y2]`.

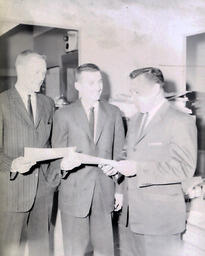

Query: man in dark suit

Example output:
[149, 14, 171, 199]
[50, 63, 125, 256]
[101, 67, 197, 256]
[0, 50, 54, 256]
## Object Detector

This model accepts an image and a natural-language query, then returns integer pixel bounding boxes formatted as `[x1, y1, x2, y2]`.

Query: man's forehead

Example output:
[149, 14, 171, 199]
[79, 70, 102, 79]
[27, 56, 46, 69]
[26, 55, 45, 64]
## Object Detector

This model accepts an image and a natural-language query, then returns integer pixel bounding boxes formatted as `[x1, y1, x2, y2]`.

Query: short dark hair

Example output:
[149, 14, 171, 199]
[129, 67, 164, 85]
[75, 63, 101, 81]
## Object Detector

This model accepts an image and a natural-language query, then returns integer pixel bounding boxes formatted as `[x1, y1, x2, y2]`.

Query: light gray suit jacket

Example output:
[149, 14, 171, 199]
[121, 100, 197, 235]
[0, 88, 54, 212]
[50, 99, 125, 217]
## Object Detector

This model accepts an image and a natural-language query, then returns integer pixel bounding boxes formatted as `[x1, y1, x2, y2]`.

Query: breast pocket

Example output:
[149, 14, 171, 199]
[39, 118, 52, 143]
[147, 141, 170, 160]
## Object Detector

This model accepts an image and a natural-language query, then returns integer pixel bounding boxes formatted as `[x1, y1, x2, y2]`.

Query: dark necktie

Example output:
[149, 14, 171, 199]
[138, 112, 148, 139]
[27, 94, 34, 123]
[89, 107, 95, 140]
[133, 112, 148, 150]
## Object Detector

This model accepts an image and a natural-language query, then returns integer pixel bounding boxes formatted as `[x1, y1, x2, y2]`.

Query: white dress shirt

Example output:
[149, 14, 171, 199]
[15, 86, 37, 123]
[145, 98, 166, 128]
[81, 99, 99, 143]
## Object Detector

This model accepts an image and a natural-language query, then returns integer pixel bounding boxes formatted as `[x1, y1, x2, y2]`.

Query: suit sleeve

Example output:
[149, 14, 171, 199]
[40, 97, 56, 180]
[0, 100, 14, 174]
[47, 109, 68, 187]
[136, 116, 197, 187]
[113, 109, 125, 193]
[113, 109, 125, 160]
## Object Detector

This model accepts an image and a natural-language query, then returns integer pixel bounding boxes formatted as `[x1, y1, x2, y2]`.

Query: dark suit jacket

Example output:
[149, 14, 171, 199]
[0, 88, 54, 212]
[50, 100, 125, 217]
[121, 100, 197, 235]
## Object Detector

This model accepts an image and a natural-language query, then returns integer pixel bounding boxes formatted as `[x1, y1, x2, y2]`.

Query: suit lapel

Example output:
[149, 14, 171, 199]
[35, 94, 45, 128]
[10, 88, 35, 128]
[135, 100, 170, 145]
[95, 101, 107, 144]
[73, 100, 93, 140]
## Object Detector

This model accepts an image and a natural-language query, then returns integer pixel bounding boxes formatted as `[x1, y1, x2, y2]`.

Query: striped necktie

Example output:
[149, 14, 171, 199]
[89, 107, 95, 140]
[27, 94, 34, 123]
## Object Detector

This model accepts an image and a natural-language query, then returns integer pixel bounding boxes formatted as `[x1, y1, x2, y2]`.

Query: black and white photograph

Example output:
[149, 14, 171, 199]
[0, 1, 205, 256]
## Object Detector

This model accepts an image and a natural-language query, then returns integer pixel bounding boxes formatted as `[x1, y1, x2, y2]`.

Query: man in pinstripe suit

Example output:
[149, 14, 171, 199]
[0, 50, 54, 256]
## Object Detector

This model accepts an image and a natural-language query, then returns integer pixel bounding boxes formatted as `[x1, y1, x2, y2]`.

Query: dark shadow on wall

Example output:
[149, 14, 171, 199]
[101, 71, 111, 101]
[185, 83, 205, 177]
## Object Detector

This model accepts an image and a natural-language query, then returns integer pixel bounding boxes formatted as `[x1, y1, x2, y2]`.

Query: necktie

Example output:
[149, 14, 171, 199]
[89, 107, 95, 140]
[27, 94, 34, 123]
[133, 113, 148, 151]
[137, 112, 148, 139]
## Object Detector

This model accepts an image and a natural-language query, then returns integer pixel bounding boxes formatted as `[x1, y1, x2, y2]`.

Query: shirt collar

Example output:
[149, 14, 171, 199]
[81, 98, 99, 112]
[147, 97, 166, 117]
[15, 85, 35, 99]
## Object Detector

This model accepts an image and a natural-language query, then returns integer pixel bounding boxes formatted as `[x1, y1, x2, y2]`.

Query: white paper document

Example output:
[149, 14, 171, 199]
[24, 147, 76, 162]
[24, 147, 117, 166]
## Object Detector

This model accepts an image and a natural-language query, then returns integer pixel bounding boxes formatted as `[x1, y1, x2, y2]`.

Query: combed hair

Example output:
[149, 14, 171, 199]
[75, 63, 100, 81]
[15, 50, 46, 68]
[129, 67, 164, 85]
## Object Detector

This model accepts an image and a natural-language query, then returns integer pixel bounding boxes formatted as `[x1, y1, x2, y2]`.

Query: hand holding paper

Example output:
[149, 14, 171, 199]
[24, 147, 135, 175]
[99, 164, 118, 176]
[100, 160, 137, 177]
[11, 156, 36, 174]
[61, 150, 82, 171]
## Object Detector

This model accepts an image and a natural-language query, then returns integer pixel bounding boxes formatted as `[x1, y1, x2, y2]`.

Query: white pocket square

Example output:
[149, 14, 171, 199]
[148, 142, 163, 146]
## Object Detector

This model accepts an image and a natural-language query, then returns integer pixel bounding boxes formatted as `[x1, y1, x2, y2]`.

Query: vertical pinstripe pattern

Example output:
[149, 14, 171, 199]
[0, 88, 54, 212]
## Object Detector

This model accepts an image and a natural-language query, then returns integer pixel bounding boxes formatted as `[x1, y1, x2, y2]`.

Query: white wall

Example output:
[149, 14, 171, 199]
[1, 0, 205, 97]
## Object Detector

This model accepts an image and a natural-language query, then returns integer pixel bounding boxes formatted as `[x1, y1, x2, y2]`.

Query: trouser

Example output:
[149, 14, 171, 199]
[0, 174, 51, 256]
[61, 185, 114, 256]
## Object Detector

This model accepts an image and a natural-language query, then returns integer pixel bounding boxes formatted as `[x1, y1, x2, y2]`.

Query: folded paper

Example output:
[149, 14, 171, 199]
[24, 147, 76, 162]
[24, 147, 117, 166]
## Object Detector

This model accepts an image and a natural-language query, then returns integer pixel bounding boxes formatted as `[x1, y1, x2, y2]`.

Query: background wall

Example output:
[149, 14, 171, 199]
[0, 0, 205, 98]
[0, 25, 79, 99]
[0, 0, 205, 97]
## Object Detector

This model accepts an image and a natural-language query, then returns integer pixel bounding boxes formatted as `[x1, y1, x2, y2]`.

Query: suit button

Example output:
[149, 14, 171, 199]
[35, 173, 38, 177]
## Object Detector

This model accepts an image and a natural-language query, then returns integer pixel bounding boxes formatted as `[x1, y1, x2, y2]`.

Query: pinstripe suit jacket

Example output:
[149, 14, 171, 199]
[0, 88, 54, 212]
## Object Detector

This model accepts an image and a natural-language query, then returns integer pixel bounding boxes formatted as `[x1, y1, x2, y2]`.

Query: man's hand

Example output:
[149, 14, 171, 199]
[187, 185, 204, 199]
[61, 152, 82, 171]
[112, 160, 137, 177]
[99, 164, 118, 176]
[114, 193, 123, 211]
[99, 160, 137, 177]
[11, 157, 36, 174]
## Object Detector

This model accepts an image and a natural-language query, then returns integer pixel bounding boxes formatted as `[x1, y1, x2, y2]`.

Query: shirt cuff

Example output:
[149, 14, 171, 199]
[10, 170, 18, 180]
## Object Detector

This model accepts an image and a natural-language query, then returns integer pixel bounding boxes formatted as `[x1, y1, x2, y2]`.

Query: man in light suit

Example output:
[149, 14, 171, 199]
[101, 67, 197, 256]
[0, 50, 54, 256]
[50, 63, 125, 256]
